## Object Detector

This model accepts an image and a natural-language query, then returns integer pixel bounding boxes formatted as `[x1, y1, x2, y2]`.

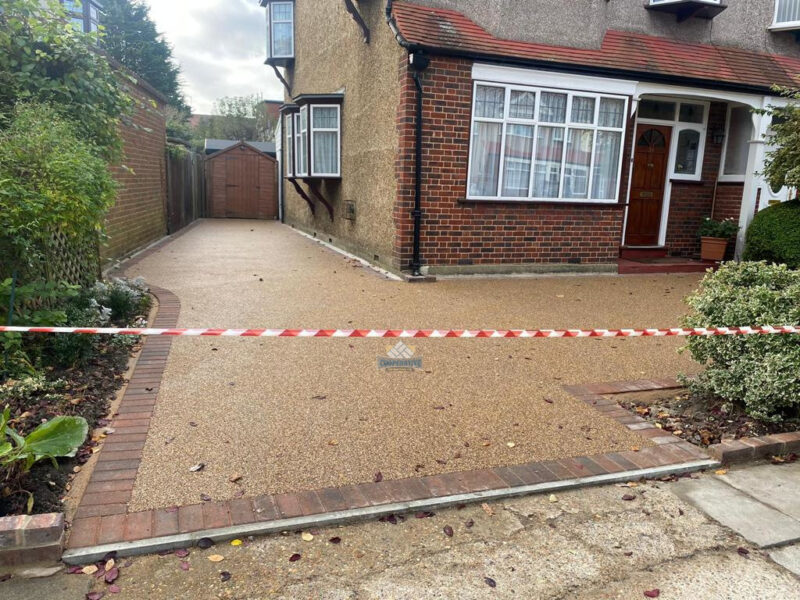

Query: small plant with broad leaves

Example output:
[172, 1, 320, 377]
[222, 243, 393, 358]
[1, 405, 88, 513]
[697, 218, 739, 239]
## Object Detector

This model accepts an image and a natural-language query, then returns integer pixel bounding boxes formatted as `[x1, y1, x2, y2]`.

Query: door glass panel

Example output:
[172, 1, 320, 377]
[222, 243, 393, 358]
[637, 129, 667, 148]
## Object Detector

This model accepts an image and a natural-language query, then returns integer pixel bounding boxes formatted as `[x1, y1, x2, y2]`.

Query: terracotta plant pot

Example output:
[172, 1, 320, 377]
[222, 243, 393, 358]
[700, 236, 728, 261]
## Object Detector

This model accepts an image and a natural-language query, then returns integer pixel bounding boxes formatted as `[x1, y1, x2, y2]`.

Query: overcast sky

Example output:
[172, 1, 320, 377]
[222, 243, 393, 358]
[144, 0, 283, 114]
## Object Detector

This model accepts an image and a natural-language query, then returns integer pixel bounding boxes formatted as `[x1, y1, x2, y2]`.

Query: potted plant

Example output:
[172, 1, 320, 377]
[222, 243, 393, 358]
[698, 218, 739, 261]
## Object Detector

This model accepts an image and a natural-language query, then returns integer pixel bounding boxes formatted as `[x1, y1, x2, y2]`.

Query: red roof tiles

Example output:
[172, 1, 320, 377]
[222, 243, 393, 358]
[391, 1, 800, 91]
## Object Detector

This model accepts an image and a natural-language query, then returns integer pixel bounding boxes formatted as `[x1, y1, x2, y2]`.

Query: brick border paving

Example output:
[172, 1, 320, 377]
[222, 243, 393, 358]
[68, 367, 713, 551]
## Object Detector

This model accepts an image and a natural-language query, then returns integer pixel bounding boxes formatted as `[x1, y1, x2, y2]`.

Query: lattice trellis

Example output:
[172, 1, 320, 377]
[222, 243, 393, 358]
[44, 229, 100, 287]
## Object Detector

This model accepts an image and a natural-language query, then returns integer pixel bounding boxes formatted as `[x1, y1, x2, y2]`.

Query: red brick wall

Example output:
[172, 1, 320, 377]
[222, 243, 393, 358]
[713, 182, 744, 222]
[102, 77, 168, 262]
[663, 102, 727, 257]
[393, 56, 626, 271]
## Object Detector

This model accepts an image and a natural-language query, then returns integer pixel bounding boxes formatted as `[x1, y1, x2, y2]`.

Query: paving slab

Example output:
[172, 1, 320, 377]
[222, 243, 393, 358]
[719, 462, 800, 520]
[672, 476, 800, 548]
[769, 544, 800, 578]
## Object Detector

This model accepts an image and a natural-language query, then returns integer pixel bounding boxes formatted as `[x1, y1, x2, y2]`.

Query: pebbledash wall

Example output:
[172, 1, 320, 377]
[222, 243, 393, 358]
[102, 72, 168, 263]
[395, 55, 635, 274]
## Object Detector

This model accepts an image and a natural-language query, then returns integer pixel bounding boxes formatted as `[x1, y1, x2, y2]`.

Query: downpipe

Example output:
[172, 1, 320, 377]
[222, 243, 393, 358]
[409, 52, 430, 276]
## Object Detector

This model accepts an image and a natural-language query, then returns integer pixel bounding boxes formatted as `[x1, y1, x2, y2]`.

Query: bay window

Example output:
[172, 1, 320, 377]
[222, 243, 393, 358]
[772, 0, 800, 30]
[295, 107, 308, 177]
[467, 83, 628, 202]
[284, 112, 295, 177]
[262, 0, 294, 61]
[310, 105, 340, 177]
[283, 94, 342, 180]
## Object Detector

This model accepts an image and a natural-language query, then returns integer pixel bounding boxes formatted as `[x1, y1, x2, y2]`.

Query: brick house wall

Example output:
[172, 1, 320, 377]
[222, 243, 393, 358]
[713, 183, 745, 222]
[101, 76, 168, 263]
[393, 55, 631, 273]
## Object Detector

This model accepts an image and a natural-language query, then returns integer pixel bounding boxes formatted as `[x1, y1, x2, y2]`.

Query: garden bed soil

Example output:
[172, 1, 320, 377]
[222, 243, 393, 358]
[617, 389, 800, 448]
[0, 337, 141, 516]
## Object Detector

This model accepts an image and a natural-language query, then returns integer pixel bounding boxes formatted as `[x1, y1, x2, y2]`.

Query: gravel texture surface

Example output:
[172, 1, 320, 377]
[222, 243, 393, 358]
[8, 473, 799, 599]
[125, 220, 702, 511]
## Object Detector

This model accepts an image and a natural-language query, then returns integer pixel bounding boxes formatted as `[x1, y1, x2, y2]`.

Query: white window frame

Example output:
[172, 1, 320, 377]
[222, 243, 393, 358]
[309, 104, 341, 178]
[771, 0, 800, 30]
[718, 104, 754, 183]
[636, 96, 710, 182]
[284, 113, 295, 177]
[648, 0, 720, 4]
[295, 108, 308, 177]
[268, 1, 294, 59]
[465, 81, 629, 203]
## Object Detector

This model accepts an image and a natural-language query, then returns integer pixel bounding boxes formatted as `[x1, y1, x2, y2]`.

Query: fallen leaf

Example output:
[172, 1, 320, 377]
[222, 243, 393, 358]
[643, 590, 660, 598]
[108, 585, 121, 594]
[208, 555, 225, 563]
[506, 442, 516, 448]
[82, 565, 99, 575]
[622, 494, 637, 501]
[544, 398, 554, 404]
[175, 549, 189, 558]
[481, 503, 495, 516]
[484, 577, 497, 588]
[189, 422, 197, 427]
[327, 440, 339, 446]
[715, 469, 728, 476]
[104, 568, 119, 583]
[104, 559, 115, 571]
[329, 537, 342, 544]
[624, 551, 633, 557]
[631, 446, 641, 452]
[67, 566, 84, 574]
[179, 561, 190, 571]
[737, 547, 750, 557]
[200, 494, 212, 502]
[219, 571, 231, 582]
[301, 532, 314, 542]
[86, 592, 105, 600]
[189, 463, 205, 472]
[311, 395, 327, 401]
[415, 511, 435, 519]
[481, 441, 491, 447]
[228, 474, 242, 483]
[465, 519, 475, 528]
[373, 472, 383, 483]
[230, 539, 243, 546]
[197, 538, 214, 549]
[0, 574, 11, 582]
[289, 553, 302, 562]
[549, 494, 558, 503]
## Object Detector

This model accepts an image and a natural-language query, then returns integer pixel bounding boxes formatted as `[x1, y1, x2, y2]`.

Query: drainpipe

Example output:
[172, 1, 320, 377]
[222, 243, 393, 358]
[409, 52, 429, 276]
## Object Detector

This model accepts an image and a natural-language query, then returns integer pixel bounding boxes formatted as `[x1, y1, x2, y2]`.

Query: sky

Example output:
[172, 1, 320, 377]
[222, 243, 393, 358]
[144, 0, 283, 114]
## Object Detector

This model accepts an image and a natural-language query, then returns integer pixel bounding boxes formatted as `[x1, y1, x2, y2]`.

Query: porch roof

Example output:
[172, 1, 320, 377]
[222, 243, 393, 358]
[391, 1, 800, 93]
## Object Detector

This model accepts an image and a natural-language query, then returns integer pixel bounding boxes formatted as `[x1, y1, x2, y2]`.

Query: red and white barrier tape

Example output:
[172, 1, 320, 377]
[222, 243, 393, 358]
[0, 325, 798, 338]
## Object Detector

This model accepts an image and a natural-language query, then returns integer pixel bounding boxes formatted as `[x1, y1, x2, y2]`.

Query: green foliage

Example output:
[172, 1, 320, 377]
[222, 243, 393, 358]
[1, 404, 88, 511]
[683, 262, 800, 423]
[0, 0, 131, 160]
[743, 200, 800, 269]
[89, 277, 150, 325]
[698, 218, 739, 239]
[0, 103, 117, 264]
[761, 87, 800, 192]
[191, 95, 277, 149]
[166, 105, 193, 142]
[100, 0, 188, 112]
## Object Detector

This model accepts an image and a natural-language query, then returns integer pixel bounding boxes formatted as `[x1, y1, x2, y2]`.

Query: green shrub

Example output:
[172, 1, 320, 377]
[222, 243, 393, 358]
[682, 262, 800, 423]
[90, 278, 150, 326]
[743, 200, 800, 269]
[698, 218, 739, 239]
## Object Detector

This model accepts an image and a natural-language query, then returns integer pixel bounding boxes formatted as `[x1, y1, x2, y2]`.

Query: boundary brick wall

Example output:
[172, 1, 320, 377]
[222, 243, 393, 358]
[393, 55, 631, 272]
[102, 76, 168, 263]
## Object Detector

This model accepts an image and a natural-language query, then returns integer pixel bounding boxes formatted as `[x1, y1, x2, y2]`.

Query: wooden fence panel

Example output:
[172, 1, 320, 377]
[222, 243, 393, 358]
[166, 149, 206, 234]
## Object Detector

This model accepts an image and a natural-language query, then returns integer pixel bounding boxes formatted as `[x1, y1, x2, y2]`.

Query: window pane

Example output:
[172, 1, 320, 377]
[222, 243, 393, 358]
[272, 22, 293, 56]
[501, 124, 534, 197]
[571, 96, 596, 124]
[474, 86, 505, 119]
[639, 100, 676, 121]
[313, 106, 338, 128]
[533, 126, 564, 198]
[563, 129, 593, 199]
[592, 131, 622, 200]
[285, 116, 293, 175]
[599, 98, 625, 128]
[539, 92, 567, 123]
[468, 122, 502, 196]
[724, 106, 752, 176]
[509, 90, 536, 120]
[313, 131, 338, 174]
[679, 103, 705, 124]
[272, 3, 293, 20]
[675, 129, 700, 175]
[777, 0, 800, 24]
[70, 17, 84, 31]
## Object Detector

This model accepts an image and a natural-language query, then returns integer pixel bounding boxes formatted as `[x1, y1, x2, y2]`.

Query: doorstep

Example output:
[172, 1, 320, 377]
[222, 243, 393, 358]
[618, 257, 718, 275]
[62, 377, 718, 564]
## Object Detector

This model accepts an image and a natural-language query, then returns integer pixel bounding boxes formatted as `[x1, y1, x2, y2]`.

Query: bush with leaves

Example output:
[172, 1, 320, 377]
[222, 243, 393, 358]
[682, 262, 800, 423]
[744, 200, 800, 269]
[0, 0, 131, 160]
[761, 87, 800, 193]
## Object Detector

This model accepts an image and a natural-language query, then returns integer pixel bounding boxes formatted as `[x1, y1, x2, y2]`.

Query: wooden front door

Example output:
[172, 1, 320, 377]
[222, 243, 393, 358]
[224, 154, 259, 218]
[625, 124, 672, 246]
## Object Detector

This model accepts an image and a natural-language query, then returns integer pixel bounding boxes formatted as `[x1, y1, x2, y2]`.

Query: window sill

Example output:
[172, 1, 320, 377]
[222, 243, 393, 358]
[717, 176, 746, 184]
[669, 177, 705, 185]
[286, 175, 341, 181]
[459, 197, 623, 207]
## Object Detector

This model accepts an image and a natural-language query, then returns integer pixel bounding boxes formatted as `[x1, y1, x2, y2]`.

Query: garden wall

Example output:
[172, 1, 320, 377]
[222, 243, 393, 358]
[101, 73, 169, 264]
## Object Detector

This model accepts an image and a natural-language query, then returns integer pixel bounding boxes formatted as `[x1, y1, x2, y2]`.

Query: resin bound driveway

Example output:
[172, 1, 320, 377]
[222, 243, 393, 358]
[96, 218, 705, 512]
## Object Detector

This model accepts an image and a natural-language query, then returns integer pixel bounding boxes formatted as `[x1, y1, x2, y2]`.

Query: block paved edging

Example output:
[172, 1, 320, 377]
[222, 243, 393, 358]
[708, 432, 800, 464]
[0, 513, 64, 566]
[66, 361, 718, 559]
